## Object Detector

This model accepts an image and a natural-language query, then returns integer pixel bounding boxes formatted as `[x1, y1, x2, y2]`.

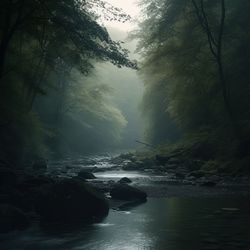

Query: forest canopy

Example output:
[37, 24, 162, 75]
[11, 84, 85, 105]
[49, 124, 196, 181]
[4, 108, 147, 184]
[1, 0, 250, 169]
[135, 0, 250, 160]
[0, 0, 137, 165]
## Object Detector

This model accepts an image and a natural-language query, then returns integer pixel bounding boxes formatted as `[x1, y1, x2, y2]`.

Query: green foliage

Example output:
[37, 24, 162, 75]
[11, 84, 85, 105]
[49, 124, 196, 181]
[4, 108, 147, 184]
[136, 0, 250, 160]
[0, 0, 137, 163]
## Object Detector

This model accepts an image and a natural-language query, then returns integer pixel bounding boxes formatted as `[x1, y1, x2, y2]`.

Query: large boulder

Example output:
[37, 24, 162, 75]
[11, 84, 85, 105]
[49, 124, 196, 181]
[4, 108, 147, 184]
[78, 170, 96, 179]
[122, 162, 137, 170]
[118, 177, 132, 184]
[0, 204, 30, 233]
[110, 184, 147, 201]
[1, 176, 55, 212]
[34, 179, 109, 223]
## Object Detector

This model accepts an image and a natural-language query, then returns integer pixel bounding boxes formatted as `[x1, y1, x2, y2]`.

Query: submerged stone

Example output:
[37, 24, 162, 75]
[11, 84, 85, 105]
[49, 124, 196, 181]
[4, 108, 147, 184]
[78, 170, 96, 179]
[118, 177, 132, 184]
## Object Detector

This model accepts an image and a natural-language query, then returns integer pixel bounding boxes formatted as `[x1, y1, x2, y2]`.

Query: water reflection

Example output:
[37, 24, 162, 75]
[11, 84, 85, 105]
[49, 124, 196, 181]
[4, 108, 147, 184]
[1, 198, 250, 250]
[94, 170, 149, 179]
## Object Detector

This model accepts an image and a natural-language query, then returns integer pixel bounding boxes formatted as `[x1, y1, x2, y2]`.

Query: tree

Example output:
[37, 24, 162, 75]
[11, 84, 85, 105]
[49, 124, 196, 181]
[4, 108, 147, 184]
[136, 0, 250, 152]
[0, 0, 136, 83]
[0, 0, 137, 164]
[191, 0, 234, 128]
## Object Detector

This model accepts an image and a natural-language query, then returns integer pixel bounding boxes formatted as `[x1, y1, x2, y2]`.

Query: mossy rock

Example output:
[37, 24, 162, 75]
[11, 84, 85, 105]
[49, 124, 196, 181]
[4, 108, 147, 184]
[78, 170, 96, 179]
[34, 179, 109, 223]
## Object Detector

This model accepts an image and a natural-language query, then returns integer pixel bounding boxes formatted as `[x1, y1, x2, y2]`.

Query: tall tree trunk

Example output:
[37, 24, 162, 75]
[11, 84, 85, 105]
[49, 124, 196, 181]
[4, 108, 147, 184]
[0, 0, 25, 83]
[215, 0, 233, 122]
[0, 1, 13, 81]
[191, 0, 235, 130]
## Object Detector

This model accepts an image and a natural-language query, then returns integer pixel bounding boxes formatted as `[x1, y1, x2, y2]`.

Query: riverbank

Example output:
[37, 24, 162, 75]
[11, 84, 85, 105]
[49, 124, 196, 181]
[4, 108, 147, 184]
[86, 151, 250, 199]
[1, 152, 250, 234]
[1, 153, 250, 249]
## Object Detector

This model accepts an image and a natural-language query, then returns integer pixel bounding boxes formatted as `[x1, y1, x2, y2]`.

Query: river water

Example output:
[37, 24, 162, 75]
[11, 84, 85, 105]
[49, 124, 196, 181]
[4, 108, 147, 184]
[1, 198, 250, 250]
[1, 155, 250, 250]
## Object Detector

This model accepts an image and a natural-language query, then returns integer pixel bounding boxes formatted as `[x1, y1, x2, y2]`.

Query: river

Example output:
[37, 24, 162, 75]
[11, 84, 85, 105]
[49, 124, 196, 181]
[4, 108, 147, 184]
[1, 198, 250, 250]
[0, 155, 250, 250]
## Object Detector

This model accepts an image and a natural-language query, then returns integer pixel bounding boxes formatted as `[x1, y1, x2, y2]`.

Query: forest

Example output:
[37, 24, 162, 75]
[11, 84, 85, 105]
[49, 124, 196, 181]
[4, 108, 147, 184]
[137, 0, 250, 171]
[0, 0, 250, 249]
[0, 0, 138, 165]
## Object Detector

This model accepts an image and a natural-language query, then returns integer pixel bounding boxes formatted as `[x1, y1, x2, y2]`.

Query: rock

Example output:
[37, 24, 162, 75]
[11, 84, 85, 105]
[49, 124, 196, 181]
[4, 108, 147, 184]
[122, 162, 137, 170]
[201, 160, 219, 173]
[90, 180, 115, 193]
[32, 158, 47, 170]
[122, 161, 144, 170]
[108, 180, 116, 185]
[110, 153, 135, 165]
[155, 153, 183, 166]
[185, 175, 196, 181]
[78, 170, 96, 179]
[34, 179, 109, 223]
[116, 199, 147, 211]
[0, 167, 17, 187]
[156, 165, 166, 172]
[72, 176, 88, 182]
[182, 179, 196, 185]
[119, 153, 134, 160]
[189, 170, 205, 178]
[165, 164, 178, 170]
[118, 177, 132, 184]
[168, 158, 181, 165]
[175, 172, 185, 179]
[0, 204, 30, 233]
[186, 159, 204, 171]
[110, 184, 147, 201]
[109, 157, 125, 165]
